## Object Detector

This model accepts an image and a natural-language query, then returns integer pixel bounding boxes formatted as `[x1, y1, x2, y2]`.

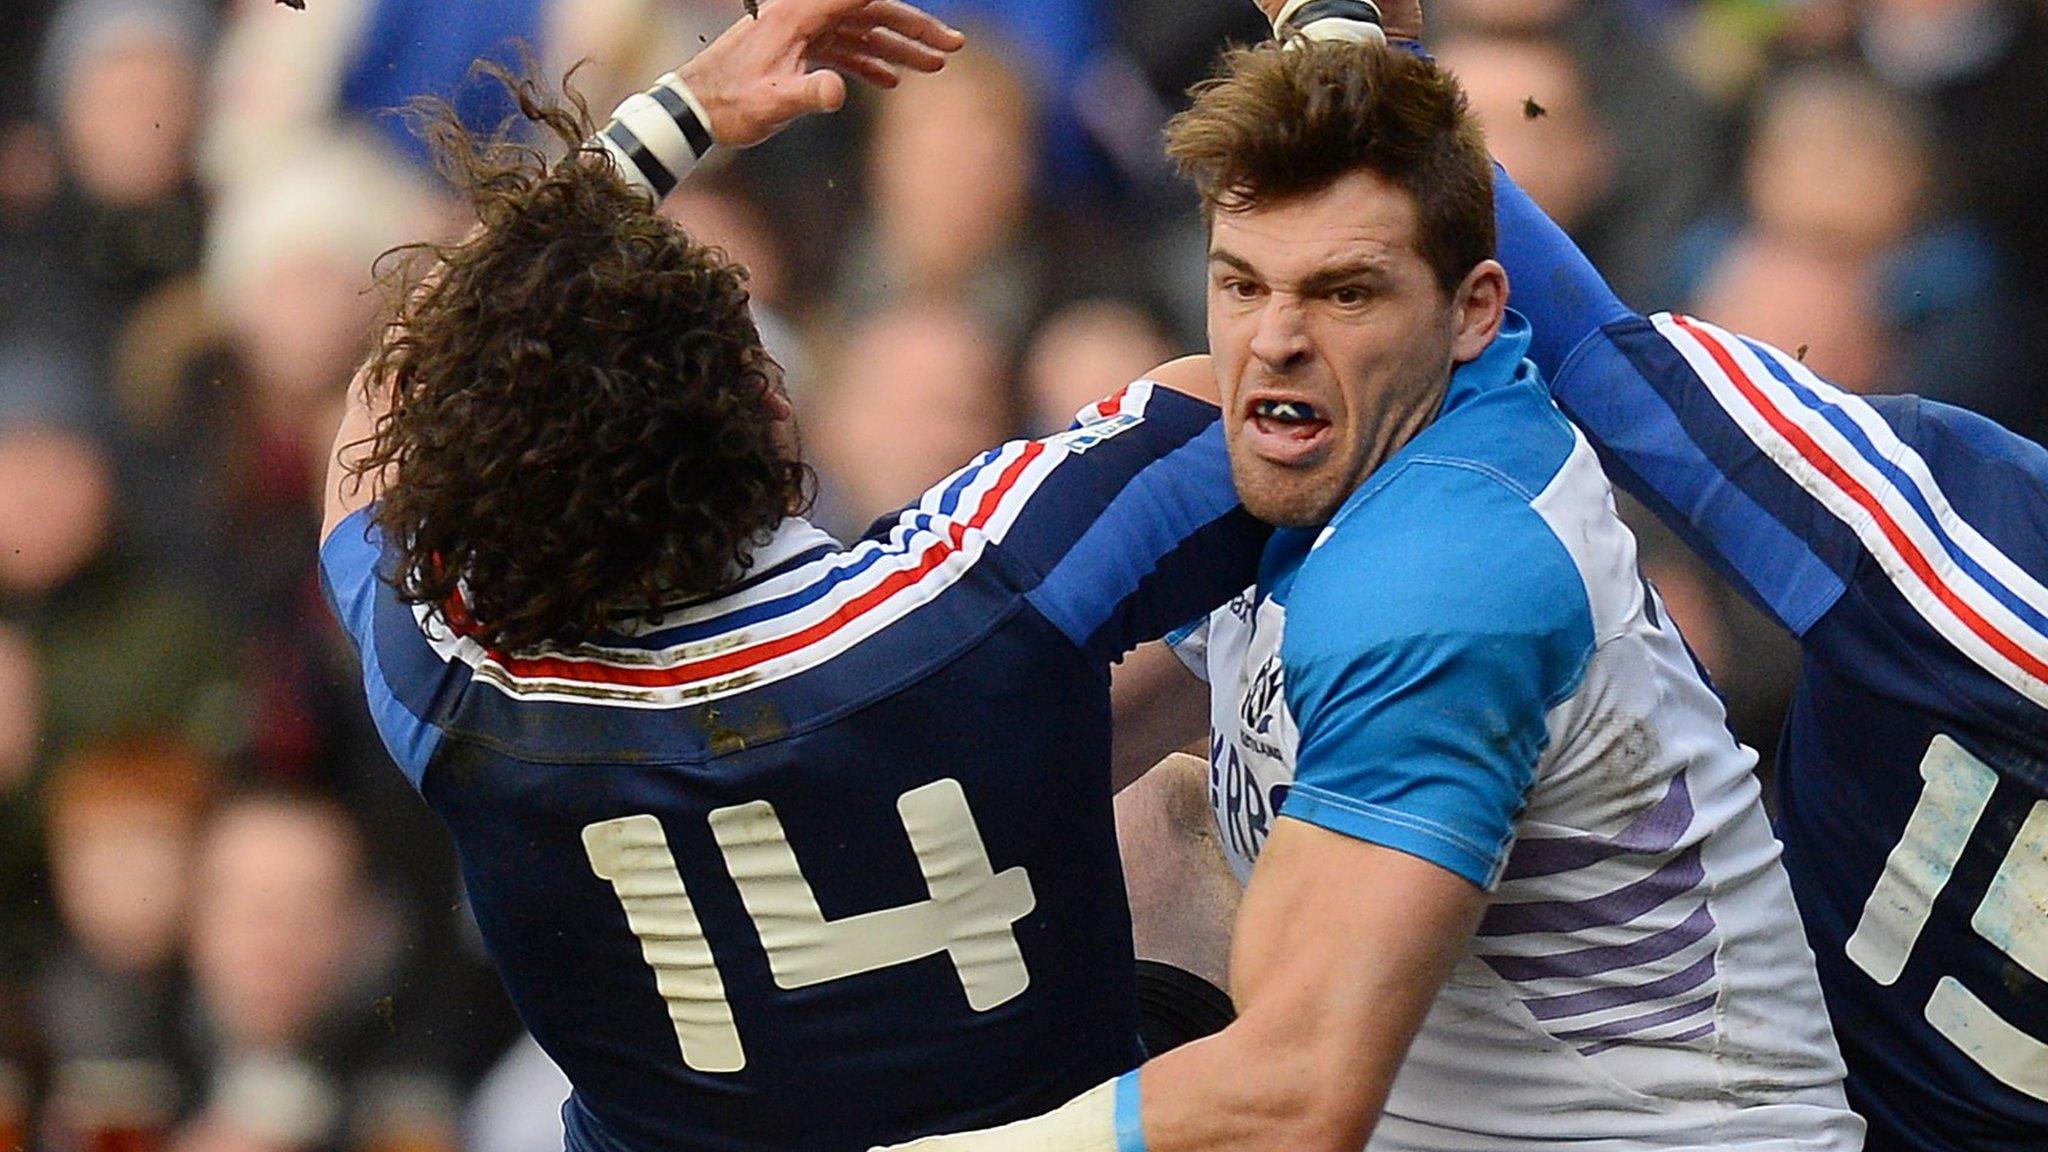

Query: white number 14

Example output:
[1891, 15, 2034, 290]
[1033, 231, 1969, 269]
[1845, 736, 2048, 1101]
[581, 778, 1037, 1074]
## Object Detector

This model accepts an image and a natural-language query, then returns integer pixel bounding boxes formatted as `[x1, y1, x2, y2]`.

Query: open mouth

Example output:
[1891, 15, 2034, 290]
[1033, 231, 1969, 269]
[1251, 399, 1331, 441]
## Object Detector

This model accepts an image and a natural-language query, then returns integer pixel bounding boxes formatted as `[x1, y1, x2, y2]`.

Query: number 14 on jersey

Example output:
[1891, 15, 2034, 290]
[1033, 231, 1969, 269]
[582, 778, 1038, 1073]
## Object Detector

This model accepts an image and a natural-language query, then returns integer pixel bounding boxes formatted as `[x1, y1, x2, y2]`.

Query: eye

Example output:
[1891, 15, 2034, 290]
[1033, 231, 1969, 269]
[1329, 284, 1370, 308]
[1218, 277, 1263, 302]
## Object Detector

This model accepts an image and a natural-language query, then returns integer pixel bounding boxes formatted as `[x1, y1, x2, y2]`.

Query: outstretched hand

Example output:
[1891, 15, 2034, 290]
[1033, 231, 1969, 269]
[679, 0, 965, 148]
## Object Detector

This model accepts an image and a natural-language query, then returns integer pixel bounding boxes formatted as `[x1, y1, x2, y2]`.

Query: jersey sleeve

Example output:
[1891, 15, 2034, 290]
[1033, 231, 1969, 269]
[1164, 615, 1211, 683]
[319, 507, 464, 788]
[1497, 164, 2048, 718]
[1277, 466, 1595, 890]
[1497, 164, 1861, 637]
[951, 379, 1269, 664]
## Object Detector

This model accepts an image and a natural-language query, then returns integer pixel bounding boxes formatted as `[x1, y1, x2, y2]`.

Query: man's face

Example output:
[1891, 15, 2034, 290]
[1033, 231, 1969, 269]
[1207, 168, 1492, 528]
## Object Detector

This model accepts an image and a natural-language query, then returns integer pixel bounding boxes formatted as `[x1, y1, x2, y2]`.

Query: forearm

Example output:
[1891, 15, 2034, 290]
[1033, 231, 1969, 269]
[321, 362, 389, 540]
[1491, 163, 1634, 379]
[1128, 1019, 1379, 1152]
[1109, 642, 1210, 793]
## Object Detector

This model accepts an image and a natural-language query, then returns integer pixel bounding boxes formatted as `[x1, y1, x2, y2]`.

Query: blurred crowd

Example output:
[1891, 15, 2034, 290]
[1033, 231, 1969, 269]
[0, 0, 2041, 1150]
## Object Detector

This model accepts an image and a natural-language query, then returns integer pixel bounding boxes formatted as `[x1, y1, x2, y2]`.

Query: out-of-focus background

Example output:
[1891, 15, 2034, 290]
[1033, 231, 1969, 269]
[0, 0, 2040, 1149]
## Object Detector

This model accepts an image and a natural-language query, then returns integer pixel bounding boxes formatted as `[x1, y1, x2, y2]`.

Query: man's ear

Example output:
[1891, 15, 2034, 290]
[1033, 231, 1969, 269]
[1449, 259, 1508, 365]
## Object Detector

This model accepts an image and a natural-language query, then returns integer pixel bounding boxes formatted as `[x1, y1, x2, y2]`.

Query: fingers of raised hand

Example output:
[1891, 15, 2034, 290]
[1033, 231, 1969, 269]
[806, 43, 903, 89]
[830, 25, 951, 75]
[836, 0, 966, 51]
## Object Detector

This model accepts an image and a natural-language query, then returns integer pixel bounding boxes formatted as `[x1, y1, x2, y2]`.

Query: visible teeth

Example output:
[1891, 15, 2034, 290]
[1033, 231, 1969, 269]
[1256, 400, 1319, 422]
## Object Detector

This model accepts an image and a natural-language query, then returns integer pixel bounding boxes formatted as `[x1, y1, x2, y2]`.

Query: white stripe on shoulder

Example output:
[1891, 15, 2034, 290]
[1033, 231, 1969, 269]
[1651, 313, 2048, 708]
[413, 437, 1077, 708]
[1744, 336, 2048, 621]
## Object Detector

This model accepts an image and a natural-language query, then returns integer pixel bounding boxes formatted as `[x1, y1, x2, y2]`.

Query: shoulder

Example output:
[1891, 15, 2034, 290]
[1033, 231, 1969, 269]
[1284, 456, 1595, 681]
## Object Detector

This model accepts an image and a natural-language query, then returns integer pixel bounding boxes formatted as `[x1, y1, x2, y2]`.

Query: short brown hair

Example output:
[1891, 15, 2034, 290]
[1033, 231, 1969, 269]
[353, 69, 810, 654]
[46, 735, 220, 834]
[1166, 42, 1495, 292]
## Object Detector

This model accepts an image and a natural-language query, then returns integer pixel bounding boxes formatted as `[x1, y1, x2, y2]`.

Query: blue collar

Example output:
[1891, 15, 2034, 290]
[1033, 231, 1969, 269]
[1304, 308, 1540, 540]
[1437, 308, 1538, 419]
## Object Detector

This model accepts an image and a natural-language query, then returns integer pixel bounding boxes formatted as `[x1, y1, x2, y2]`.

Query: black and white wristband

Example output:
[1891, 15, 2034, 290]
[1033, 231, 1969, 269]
[592, 72, 715, 202]
[1272, 0, 1388, 47]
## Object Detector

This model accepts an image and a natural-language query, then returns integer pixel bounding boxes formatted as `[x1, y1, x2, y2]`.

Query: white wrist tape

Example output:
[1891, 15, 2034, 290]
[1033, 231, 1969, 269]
[869, 1076, 1133, 1152]
[1272, 0, 1389, 46]
[593, 72, 714, 202]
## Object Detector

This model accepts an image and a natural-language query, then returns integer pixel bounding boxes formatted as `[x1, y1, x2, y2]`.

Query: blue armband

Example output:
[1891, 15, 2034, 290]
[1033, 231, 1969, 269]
[1114, 1071, 1147, 1152]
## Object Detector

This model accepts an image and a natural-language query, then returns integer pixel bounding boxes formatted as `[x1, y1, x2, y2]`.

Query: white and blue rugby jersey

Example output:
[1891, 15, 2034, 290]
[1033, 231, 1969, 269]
[1497, 163, 2048, 1152]
[1178, 316, 1860, 1151]
[319, 382, 1270, 1152]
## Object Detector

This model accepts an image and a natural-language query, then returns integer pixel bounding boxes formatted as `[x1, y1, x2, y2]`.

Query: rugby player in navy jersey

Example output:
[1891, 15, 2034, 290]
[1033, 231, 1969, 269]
[315, 3, 1271, 1150]
[1476, 40, 2048, 1152]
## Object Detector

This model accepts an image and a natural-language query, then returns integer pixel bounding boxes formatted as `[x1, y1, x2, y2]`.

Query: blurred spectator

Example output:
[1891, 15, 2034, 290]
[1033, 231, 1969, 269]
[1744, 64, 1926, 260]
[1691, 237, 1888, 395]
[916, 0, 1113, 189]
[1436, 34, 1613, 243]
[834, 45, 1044, 342]
[1858, 0, 2048, 269]
[807, 301, 1013, 538]
[33, 738, 217, 1149]
[0, 420, 235, 759]
[0, 981, 43, 1152]
[34, 0, 212, 335]
[179, 792, 431, 1152]
[1681, 64, 2039, 430]
[202, 0, 374, 194]
[1021, 298, 1179, 436]
[1440, 0, 1732, 308]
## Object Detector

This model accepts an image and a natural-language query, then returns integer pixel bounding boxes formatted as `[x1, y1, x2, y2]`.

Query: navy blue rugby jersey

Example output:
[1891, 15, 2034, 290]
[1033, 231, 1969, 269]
[1497, 167, 2048, 1152]
[318, 381, 1267, 1152]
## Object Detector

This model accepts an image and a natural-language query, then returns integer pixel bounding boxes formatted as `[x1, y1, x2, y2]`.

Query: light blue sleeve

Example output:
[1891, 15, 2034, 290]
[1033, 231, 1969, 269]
[1277, 465, 1596, 889]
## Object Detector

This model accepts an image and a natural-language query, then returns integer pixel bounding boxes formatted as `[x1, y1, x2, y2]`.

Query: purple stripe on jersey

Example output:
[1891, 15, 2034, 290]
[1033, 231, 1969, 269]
[1503, 775, 1694, 882]
[1579, 1017, 1719, 1058]
[1552, 992, 1717, 1044]
[1480, 902, 1715, 983]
[1479, 846, 1703, 937]
[1521, 950, 1718, 1022]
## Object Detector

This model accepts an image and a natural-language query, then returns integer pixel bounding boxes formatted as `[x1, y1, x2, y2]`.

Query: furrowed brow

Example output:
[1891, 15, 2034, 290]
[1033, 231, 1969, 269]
[1297, 260, 1392, 296]
[1207, 249, 1261, 278]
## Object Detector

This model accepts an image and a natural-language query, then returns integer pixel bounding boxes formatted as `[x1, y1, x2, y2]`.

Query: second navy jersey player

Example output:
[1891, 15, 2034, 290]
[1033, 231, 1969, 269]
[321, 381, 1267, 1152]
[1494, 160, 2048, 1152]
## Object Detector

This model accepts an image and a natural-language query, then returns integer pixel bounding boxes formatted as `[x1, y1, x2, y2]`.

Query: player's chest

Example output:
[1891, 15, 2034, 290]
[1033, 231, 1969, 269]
[1205, 593, 1300, 880]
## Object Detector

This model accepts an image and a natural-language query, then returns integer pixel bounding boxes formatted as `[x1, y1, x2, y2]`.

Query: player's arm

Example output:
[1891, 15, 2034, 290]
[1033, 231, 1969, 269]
[878, 471, 1580, 1152]
[871, 829, 1480, 1152]
[980, 353, 1268, 679]
[319, 0, 964, 543]
[1136, 826, 1482, 1151]
[1110, 641, 1209, 793]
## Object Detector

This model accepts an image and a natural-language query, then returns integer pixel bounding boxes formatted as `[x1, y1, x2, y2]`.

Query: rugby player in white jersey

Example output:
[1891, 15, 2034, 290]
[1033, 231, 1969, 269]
[876, 4, 1860, 1150]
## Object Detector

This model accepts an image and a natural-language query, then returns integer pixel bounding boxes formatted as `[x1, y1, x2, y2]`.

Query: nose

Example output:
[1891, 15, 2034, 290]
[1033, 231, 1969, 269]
[1248, 296, 1311, 373]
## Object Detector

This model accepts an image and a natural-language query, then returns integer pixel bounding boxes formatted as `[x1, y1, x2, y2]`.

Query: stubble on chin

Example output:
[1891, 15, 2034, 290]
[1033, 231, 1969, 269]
[1229, 455, 1344, 529]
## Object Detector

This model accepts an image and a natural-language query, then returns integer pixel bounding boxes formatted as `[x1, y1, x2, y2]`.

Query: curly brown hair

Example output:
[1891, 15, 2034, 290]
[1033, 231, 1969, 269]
[352, 68, 809, 654]
[1165, 41, 1494, 294]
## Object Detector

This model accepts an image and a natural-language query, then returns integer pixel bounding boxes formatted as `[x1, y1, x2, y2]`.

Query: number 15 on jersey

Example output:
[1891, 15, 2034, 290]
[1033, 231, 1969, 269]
[1847, 736, 2048, 1101]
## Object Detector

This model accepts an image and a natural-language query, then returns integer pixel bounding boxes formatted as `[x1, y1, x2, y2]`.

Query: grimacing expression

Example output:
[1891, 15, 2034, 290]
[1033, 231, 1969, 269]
[1207, 168, 1505, 528]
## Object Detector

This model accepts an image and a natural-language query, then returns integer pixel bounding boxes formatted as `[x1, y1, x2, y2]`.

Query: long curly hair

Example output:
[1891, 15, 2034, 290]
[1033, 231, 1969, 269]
[351, 67, 809, 654]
